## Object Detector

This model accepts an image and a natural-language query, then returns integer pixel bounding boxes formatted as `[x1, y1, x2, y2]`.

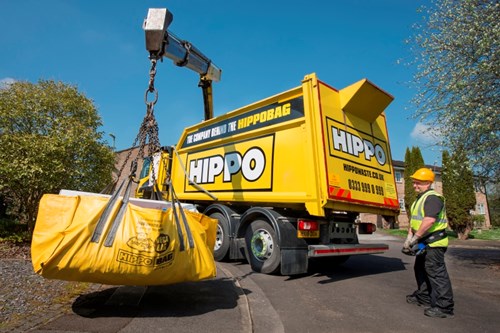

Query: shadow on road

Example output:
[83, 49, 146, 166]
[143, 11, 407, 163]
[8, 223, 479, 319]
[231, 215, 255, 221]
[71, 277, 244, 318]
[300, 254, 407, 284]
[448, 247, 500, 268]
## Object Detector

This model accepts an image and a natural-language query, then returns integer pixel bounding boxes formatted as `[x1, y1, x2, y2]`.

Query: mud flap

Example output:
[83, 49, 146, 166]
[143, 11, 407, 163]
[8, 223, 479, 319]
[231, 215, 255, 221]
[231, 237, 246, 260]
[280, 248, 308, 275]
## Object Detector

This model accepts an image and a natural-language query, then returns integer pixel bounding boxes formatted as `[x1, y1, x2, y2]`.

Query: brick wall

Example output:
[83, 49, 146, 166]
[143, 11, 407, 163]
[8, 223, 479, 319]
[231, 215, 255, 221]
[112, 147, 146, 197]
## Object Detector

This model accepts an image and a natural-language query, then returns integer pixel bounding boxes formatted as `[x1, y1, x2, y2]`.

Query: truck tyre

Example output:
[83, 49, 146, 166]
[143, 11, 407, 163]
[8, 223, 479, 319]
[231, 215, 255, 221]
[245, 219, 281, 274]
[210, 212, 230, 261]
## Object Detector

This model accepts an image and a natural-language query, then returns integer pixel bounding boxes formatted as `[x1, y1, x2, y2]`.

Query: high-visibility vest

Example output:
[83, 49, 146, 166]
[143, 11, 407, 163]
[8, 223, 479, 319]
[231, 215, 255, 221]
[410, 190, 448, 247]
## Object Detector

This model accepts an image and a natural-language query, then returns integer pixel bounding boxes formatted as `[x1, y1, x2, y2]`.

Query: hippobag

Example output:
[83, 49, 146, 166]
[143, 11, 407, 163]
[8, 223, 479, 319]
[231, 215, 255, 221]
[31, 181, 217, 286]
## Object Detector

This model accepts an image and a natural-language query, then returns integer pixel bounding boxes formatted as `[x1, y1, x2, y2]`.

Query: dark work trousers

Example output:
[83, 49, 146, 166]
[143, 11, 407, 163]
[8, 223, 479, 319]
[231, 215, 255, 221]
[413, 247, 454, 312]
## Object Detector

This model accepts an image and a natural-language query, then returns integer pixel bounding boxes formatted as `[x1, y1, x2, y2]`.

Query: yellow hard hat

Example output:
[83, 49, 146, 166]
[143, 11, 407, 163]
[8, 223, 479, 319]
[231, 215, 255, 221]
[410, 168, 435, 182]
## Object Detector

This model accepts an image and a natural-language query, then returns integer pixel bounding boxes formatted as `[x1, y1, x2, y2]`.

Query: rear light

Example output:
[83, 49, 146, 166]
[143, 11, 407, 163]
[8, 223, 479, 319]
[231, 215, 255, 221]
[358, 223, 376, 234]
[298, 219, 319, 231]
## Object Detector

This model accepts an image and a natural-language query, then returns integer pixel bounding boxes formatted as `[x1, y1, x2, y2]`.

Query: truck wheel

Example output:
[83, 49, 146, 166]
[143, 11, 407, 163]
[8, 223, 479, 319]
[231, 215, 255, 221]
[245, 220, 280, 274]
[210, 212, 230, 261]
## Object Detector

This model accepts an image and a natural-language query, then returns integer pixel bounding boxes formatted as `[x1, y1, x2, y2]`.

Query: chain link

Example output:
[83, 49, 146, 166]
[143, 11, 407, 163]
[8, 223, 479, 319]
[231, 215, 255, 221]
[145, 58, 159, 105]
[115, 58, 162, 185]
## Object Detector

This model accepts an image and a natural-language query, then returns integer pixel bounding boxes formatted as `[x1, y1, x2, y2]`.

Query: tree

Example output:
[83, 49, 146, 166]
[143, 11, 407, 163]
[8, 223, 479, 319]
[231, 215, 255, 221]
[404, 148, 413, 214]
[404, 146, 425, 213]
[441, 149, 476, 239]
[409, 0, 500, 183]
[0, 80, 115, 234]
[486, 182, 500, 227]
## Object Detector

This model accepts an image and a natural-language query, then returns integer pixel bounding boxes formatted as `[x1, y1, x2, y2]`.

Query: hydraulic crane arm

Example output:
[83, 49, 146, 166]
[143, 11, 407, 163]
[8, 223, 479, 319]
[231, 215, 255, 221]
[143, 8, 221, 120]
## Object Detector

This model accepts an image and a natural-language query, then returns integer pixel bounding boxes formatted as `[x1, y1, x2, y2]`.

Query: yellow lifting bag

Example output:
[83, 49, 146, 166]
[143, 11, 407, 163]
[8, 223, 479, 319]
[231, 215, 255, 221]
[31, 193, 217, 286]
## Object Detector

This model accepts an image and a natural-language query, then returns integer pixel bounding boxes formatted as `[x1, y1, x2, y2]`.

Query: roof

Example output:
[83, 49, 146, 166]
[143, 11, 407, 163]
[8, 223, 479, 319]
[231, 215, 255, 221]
[392, 160, 442, 173]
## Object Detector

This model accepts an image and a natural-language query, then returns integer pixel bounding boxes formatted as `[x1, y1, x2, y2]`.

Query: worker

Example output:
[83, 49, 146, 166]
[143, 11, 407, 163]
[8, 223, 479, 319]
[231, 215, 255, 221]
[403, 167, 454, 318]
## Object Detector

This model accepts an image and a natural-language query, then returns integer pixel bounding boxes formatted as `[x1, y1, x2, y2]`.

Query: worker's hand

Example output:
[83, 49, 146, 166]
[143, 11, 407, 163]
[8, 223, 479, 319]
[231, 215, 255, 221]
[403, 234, 412, 250]
[401, 247, 413, 255]
[409, 235, 420, 247]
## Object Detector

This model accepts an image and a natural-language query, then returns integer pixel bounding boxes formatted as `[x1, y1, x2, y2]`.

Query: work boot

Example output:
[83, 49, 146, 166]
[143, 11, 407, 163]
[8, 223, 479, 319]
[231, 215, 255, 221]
[424, 307, 454, 318]
[406, 295, 430, 307]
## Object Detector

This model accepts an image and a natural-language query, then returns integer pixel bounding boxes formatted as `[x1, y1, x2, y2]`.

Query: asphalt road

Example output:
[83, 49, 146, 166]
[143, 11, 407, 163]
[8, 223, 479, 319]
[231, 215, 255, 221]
[29, 233, 500, 333]
[227, 234, 500, 333]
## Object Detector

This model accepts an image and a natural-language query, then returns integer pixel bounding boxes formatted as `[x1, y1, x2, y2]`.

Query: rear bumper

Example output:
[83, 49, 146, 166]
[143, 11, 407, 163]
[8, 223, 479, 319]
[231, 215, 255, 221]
[308, 243, 389, 257]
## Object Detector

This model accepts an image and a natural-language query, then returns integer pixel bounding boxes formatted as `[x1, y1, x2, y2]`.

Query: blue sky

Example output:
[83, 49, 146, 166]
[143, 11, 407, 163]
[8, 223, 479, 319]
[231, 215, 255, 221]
[0, 0, 443, 165]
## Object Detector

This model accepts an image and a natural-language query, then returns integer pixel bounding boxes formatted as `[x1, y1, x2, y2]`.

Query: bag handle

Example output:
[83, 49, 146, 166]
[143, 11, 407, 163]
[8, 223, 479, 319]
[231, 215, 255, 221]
[169, 182, 195, 251]
[91, 159, 195, 250]
[91, 161, 136, 246]
[172, 146, 217, 201]
[177, 203, 195, 249]
[103, 174, 134, 247]
[90, 179, 125, 243]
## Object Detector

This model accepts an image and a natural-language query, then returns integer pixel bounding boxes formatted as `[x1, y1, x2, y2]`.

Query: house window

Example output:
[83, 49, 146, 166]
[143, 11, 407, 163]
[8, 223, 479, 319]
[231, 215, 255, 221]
[395, 171, 402, 183]
[399, 198, 406, 212]
[476, 203, 485, 215]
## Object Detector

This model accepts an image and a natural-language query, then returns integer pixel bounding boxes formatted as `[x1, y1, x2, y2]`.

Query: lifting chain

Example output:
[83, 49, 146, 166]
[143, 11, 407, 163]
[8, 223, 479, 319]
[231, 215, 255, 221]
[115, 58, 162, 185]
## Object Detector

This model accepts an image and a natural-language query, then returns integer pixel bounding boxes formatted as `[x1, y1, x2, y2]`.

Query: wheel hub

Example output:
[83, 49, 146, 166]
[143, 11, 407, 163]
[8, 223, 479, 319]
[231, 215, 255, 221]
[251, 229, 274, 261]
[214, 224, 223, 251]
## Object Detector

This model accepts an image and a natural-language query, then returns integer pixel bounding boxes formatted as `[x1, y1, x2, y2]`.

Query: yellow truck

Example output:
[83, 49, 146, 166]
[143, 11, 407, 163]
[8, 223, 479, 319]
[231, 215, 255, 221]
[137, 8, 399, 275]
[136, 73, 399, 275]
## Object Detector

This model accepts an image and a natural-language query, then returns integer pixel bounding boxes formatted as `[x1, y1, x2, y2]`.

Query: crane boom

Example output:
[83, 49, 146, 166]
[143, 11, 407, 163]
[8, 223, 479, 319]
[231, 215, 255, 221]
[143, 8, 221, 119]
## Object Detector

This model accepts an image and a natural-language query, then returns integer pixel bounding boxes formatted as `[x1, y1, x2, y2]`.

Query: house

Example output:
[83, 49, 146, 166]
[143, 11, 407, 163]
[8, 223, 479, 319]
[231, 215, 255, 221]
[360, 160, 491, 230]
